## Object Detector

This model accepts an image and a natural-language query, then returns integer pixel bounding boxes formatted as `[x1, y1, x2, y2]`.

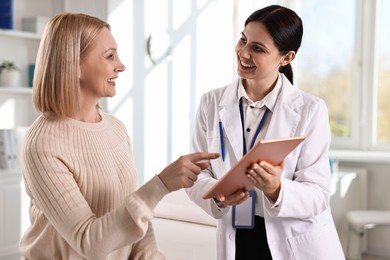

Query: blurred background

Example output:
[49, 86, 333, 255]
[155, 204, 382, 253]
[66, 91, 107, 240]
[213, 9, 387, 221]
[0, 0, 389, 259]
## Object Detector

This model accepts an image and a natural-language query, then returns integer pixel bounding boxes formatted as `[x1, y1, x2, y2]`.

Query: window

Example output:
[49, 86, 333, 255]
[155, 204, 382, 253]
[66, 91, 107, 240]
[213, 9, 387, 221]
[296, 0, 390, 151]
[295, 0, 358, 148]
[376, 0, 390, 146]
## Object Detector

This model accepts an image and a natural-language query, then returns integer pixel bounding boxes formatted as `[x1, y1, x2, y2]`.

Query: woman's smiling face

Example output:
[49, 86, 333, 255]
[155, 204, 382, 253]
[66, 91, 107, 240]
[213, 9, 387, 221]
[235, 21, 285, 83]
[79, 27, 125, 102]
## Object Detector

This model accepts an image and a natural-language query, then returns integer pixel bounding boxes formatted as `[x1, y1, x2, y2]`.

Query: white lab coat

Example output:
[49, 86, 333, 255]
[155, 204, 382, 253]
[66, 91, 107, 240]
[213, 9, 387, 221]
[186, 74, 345, 260]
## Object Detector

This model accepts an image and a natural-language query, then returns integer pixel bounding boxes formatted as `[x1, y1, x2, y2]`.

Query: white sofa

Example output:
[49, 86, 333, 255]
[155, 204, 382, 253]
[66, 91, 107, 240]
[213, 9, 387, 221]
[152, 190, 217, 260]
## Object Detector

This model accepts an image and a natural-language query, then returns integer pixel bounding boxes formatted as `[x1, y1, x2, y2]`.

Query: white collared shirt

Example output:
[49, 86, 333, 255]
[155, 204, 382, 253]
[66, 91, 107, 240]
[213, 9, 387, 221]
[237, 74, 282, 152]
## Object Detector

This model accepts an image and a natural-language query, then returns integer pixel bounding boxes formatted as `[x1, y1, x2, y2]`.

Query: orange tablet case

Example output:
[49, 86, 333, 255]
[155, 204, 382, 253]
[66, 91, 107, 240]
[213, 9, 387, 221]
[202, 136, 305, 199]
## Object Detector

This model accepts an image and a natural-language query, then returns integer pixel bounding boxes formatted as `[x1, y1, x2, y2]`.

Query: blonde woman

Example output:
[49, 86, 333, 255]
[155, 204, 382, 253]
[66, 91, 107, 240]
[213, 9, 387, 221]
[19, 12, 218, 260]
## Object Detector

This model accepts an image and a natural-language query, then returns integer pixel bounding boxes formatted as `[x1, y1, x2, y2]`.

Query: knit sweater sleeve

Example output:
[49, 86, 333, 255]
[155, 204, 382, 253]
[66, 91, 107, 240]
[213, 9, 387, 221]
[20, 114, 169, 260]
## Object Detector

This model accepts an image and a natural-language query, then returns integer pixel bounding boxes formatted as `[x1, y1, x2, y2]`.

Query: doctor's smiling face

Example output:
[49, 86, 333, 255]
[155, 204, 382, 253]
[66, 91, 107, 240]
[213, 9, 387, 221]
[235, 21, 294, 84]
[79, 27, 126, 102]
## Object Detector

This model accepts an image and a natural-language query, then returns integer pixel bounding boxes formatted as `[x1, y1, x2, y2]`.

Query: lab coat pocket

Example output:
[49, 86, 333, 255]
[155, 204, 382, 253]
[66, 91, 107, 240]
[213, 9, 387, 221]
[207, 130, 221, 152]
[207, 130, 228, 179]
[288, 223, 344, 260]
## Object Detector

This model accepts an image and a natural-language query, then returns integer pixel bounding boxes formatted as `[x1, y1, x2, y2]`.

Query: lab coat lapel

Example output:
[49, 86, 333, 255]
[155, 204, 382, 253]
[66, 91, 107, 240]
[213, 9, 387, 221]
[266, 75, 303, 139]
[218, 78, 243, 161]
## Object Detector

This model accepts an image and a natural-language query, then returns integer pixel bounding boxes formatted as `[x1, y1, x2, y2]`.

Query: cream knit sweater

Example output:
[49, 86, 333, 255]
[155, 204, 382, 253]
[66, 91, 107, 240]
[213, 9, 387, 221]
[19, 112, 169, 260]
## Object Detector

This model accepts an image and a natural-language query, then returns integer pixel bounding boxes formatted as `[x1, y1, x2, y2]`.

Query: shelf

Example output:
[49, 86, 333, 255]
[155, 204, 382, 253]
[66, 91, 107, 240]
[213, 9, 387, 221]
[0, 87, 32, 95]
[0, 168, 20, 174]
[0, 29, 41, 40]
[0, 168, 21, 181]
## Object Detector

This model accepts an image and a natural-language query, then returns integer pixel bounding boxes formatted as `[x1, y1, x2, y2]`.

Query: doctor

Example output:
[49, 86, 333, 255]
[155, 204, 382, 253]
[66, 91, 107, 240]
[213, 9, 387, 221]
[186, 5, 345, 260]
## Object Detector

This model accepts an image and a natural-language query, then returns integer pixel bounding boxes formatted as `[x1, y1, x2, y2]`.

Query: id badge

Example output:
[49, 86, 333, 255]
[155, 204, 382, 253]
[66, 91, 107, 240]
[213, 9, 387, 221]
[232, 190, 256, 229]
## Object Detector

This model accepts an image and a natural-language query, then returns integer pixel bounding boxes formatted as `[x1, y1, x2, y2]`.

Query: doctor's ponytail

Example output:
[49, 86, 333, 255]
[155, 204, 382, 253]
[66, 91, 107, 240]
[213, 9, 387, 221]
[279, 64, 294, 84]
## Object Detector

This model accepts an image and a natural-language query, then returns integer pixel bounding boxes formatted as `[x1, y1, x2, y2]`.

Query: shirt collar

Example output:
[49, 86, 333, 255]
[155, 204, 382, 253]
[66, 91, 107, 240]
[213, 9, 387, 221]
[237, 74, 282, 112]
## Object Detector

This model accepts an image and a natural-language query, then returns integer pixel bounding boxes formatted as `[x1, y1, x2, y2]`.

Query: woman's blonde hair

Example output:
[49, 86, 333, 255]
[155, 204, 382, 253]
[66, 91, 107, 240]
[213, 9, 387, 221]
[33, 12, 110, 117]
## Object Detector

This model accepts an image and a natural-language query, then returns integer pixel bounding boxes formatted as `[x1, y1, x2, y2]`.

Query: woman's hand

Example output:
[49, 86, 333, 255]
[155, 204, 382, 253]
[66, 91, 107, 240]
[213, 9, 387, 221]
[246, 160, 284, 202]
[158, 152, 220, 192]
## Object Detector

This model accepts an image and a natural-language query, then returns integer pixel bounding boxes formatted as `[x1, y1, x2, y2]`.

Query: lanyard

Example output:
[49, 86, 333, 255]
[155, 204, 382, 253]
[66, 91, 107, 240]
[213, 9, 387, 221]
[239, 97, 269, 155]
[233, 97, 268, 230]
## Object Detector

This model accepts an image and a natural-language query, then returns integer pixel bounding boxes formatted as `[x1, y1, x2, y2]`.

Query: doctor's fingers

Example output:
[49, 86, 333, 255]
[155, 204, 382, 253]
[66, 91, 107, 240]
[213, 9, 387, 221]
[259, 160, 285, 175]
[230, 194, 249, 206]
[253, 161, 283, 178]
[223, 190, 249, 206]
[246, 165, 276, 187]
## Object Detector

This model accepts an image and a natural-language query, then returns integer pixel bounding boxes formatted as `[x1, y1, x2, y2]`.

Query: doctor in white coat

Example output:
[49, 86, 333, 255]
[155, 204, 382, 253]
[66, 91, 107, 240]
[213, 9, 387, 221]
[186, 5, 345, 260]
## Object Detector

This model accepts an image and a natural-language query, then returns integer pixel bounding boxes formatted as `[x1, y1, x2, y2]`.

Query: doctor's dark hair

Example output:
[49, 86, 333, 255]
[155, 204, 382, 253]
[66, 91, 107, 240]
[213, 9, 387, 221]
[245, 5, 303, 84]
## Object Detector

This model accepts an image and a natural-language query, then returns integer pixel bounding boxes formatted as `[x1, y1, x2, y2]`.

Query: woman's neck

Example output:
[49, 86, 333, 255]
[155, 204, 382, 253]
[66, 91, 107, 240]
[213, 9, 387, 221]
[243, 76, 278, 101]
[75, 105, 101, 123]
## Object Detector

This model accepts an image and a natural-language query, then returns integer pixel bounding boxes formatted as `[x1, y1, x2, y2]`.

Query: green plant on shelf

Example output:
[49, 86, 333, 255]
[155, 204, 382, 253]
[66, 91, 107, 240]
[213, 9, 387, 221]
[0, 60, 19, 73]
[0, 60, 21, 87]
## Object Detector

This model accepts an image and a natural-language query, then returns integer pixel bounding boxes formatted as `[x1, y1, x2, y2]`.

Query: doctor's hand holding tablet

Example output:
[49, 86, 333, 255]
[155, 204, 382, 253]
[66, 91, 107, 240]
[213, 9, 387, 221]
[246, 159, 284, 202]
[203, 136, 305, 203]
[213, 160, 285, 207]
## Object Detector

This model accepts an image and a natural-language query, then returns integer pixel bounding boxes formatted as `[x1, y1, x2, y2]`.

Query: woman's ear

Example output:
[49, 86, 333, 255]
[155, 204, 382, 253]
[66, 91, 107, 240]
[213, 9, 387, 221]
[280, 51, 296, 66]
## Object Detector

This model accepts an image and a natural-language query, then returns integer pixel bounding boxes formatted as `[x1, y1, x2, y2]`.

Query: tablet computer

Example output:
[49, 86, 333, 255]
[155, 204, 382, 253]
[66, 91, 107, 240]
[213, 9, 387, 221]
[202, 136, 305, 199]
